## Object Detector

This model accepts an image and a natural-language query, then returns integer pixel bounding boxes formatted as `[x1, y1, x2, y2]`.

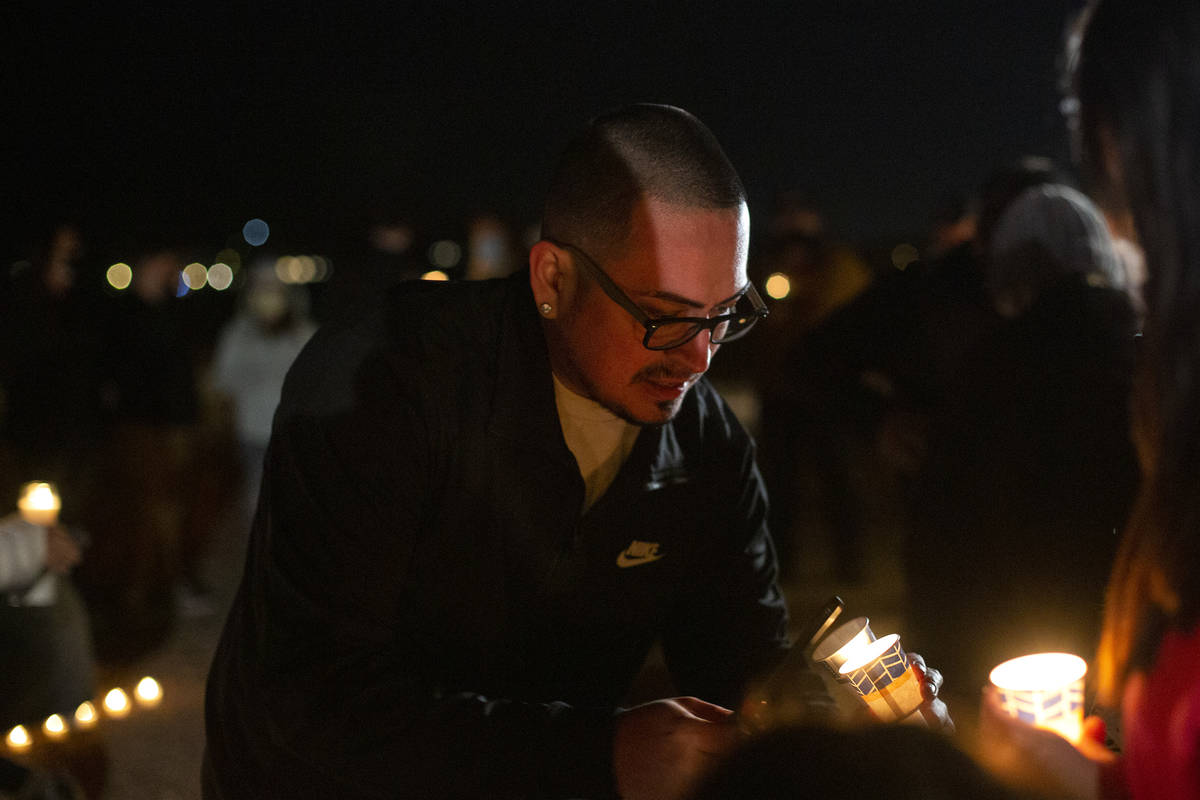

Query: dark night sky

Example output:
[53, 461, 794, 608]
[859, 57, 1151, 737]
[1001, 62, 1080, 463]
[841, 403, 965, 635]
[6, 1, 1086, 263]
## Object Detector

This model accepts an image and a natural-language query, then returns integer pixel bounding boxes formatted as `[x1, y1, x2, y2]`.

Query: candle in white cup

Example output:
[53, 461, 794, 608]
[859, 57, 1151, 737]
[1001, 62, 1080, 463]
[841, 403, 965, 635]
[17, 482, 61, 526]
[989, 652, 1088, 742]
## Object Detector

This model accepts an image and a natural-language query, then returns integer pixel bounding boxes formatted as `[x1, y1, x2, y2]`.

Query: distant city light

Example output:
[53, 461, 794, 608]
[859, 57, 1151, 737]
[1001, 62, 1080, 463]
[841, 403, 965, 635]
[275, 255, 330, 284]
[182, 262, 208, 290]
[243, 218, 270, 246]
[215, 248, 242, 270]
[311, 255, 330, 282]
[207, 262, 234, 291]
[891, 243, 920, 271]
[421, 270, 450, 281]
[175, 273, 190, 298]
[765, 272, 792, 300]
[106, 262, 133, 290]
[429, 240, 462, 269]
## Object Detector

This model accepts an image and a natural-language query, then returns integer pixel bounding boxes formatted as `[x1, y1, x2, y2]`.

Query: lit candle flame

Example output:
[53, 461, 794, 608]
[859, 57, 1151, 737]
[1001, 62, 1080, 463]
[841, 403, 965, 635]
[42, 714, 67, 739]
[6, 725, 31, 750]
[74, 701, 97, 727]
[990, 653, 1088, 742]
[103, 688, 130, 717]
[135, 676, 162, 707]
[17, 481, 61, 526]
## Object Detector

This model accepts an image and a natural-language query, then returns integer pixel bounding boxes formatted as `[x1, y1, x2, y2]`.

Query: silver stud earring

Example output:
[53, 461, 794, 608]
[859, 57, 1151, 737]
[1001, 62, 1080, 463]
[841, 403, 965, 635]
[540, 303, 553, 316]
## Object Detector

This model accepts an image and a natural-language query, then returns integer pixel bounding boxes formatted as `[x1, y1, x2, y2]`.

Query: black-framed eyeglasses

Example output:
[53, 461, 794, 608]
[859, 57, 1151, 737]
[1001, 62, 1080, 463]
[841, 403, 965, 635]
[545, 238, 769, 351]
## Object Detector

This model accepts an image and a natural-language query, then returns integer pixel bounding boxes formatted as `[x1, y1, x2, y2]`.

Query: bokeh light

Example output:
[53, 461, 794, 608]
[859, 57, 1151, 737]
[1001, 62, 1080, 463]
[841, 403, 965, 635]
[103, 687, 130, 717]
[135, 676, 162, 707]
[106, 262, 132, 290]
[74, 701, 97, 728]
[891, 243, 920, 271]
[42, 714, 67, 739]
[429, 240, 462, 269]
[182, 262, 208, 290]
[243, 218, 270, 246]
[207, 262, 234, 291]
[765, 272, 792, 300]
[215, 248, 242, 271]
[6, 725, 30, 751]
[421, 270, 450, 281]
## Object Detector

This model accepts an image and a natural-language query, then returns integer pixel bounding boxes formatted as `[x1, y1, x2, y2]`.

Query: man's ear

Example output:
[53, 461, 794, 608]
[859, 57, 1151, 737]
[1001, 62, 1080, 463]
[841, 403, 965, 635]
[529, 240, 574, 319]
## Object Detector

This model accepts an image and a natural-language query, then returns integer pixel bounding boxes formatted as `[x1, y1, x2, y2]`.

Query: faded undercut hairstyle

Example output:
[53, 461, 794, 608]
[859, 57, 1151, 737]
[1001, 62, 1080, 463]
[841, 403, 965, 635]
[541, 104, 746, 261]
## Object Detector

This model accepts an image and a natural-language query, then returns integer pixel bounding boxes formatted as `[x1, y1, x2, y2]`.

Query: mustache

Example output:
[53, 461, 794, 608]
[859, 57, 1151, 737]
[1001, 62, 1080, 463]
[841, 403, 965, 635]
[632, 363, 702, 384]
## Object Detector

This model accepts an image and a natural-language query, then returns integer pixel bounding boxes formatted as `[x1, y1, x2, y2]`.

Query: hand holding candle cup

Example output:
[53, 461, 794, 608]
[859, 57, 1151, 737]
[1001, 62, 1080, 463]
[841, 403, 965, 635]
[838, 633, 927, 723]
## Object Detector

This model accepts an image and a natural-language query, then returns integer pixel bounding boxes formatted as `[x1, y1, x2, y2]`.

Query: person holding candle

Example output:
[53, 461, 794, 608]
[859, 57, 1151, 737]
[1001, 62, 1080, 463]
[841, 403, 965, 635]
[0, 511, 96, 754]
[979, 2, 1200, 799]
[203, 104, 948, 800]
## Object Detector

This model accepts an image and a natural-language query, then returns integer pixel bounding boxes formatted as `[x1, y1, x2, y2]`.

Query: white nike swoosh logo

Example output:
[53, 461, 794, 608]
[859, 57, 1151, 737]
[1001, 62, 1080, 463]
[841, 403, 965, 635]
[616, 542, 663, 568]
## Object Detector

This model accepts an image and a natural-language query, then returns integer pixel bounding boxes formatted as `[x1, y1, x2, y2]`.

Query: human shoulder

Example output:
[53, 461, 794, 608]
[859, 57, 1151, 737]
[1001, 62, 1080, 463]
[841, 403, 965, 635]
[278, 274, 524, 417]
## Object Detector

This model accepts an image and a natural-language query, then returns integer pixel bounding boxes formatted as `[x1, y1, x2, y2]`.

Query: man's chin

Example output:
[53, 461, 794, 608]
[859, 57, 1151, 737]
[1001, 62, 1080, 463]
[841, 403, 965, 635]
[608, 397, 683, 427]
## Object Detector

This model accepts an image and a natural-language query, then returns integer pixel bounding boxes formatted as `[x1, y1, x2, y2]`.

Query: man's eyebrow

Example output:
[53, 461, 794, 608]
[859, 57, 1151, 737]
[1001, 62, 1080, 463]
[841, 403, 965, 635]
[642, 284, 749, 310]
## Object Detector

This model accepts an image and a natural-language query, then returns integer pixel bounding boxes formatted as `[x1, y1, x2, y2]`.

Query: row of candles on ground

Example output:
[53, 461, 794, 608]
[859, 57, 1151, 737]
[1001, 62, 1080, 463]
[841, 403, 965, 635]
[810, 603, 1088, 742]
[5, 677, 163, 752]
[9, 484, 166, 752]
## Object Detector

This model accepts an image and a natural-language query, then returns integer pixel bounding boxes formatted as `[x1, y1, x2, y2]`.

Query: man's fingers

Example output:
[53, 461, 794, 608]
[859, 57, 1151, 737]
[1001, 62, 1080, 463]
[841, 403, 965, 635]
[673, 696, 735, 722]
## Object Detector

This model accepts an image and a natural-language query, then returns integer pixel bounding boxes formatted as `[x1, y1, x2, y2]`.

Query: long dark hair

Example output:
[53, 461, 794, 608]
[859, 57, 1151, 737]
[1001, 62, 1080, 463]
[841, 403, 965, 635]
[1074, 0, 1200, 703]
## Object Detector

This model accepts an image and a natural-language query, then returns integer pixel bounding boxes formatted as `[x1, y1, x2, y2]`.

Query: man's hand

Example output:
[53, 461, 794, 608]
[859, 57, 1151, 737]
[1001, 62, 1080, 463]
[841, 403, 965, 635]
[613, 697, 741, 800]
[44, 525, 81, 575]
[909, 653, 955, 732]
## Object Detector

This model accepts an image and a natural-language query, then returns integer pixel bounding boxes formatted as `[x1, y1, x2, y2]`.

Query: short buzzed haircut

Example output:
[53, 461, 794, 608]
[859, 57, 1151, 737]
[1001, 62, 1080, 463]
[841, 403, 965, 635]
[542, 104, 746, 260]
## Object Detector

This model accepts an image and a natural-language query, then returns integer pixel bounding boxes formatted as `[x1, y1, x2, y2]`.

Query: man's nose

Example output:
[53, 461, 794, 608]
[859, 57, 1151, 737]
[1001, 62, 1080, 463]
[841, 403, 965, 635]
[671, 330, 716, 375]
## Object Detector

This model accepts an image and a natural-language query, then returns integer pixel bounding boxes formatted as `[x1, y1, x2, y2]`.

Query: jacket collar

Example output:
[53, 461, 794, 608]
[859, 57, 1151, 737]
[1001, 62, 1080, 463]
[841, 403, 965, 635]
[487, 271, 693, 491]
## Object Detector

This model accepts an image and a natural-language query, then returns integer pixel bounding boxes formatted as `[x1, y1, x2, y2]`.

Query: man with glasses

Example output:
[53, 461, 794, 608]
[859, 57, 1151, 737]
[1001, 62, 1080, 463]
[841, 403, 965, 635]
[204, 104, 926, 800]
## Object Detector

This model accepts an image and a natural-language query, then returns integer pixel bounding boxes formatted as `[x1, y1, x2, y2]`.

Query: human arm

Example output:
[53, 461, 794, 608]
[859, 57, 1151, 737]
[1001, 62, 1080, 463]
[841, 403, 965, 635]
[0, 514, 80, 591]
[975, 686, 1120, 800]
[206, 326, 621, 799]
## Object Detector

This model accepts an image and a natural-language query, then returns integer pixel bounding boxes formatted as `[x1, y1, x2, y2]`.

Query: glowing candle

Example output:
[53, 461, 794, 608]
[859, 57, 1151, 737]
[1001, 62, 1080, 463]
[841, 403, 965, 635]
[135, 677, 162, 708]
[42, 714, 67, 740]
[811, 616, 876, 678]
[103, 688, 130, 718]
[989, 653, 1088, 742]
[17, 482, 61, 526]
[74, 701, 97, 728]
[6, 725, 31, 751]
[838, 633, 926, 722]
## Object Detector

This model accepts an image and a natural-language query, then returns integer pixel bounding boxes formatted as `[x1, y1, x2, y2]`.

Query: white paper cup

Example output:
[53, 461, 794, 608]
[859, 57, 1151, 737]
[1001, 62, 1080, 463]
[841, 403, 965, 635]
[989, 652, 1087, 742]
[838, 633, 924, 722]
[811, 616, 876, 678]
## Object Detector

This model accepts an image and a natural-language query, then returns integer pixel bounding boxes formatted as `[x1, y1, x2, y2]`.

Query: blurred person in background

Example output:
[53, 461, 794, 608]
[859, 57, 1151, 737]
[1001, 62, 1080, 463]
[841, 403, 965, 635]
[0, 221, 108, 531]
[750, 193, 877, 583]
[0, 511, 104, 798]
[978, 2, 1200, 798]
[908, 183, 1139, 700]
[204, 104, 949, 800]
[465, 212, 518, 280]
[211, 260, 317, 524]
[80, 247, 200, 660]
